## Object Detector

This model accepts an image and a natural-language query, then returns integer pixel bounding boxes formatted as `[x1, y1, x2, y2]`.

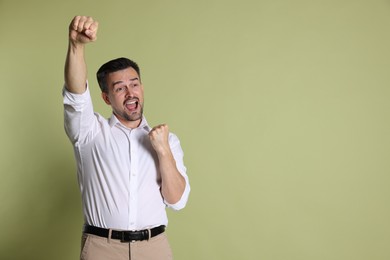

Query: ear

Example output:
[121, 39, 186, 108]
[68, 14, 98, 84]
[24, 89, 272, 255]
[101, 92, 111, 105]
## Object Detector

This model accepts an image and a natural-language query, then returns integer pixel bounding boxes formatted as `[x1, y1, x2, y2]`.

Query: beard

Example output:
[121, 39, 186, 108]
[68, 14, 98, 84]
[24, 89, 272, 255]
[114, 103, 144, 122]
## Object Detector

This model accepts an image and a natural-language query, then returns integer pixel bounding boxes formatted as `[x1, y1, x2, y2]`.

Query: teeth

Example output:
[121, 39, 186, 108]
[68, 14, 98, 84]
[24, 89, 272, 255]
[126, 100, 137, 105]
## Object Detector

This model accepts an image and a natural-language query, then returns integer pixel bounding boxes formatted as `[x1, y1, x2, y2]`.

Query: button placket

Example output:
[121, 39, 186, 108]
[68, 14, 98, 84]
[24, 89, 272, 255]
[128, 129, 138, 230]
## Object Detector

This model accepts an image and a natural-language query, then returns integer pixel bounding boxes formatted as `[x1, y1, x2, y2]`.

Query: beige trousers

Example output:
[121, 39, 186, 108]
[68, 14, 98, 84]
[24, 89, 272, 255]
[80, 232, 173, 260]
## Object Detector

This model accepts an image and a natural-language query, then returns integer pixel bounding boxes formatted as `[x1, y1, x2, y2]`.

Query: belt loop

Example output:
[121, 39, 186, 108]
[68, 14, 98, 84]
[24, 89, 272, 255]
[108, 228, 113, 244]
[148, 228, 151, 240]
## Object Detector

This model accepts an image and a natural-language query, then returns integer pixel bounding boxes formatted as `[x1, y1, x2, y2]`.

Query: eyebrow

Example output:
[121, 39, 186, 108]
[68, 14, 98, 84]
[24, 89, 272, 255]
[112, 77, 139, 87]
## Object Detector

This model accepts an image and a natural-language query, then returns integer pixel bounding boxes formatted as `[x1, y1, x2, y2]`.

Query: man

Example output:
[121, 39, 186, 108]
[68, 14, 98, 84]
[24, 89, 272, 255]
[63, 16, 190, 260]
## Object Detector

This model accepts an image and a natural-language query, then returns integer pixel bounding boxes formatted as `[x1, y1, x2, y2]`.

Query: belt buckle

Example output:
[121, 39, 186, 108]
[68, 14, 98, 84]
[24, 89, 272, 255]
[120, 231, 133, 243]
[120, 231, 146, 243]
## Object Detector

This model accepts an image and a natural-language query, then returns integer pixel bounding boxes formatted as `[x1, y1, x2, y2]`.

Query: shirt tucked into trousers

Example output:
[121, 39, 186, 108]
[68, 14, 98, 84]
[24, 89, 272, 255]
[63, 84, 190, 260]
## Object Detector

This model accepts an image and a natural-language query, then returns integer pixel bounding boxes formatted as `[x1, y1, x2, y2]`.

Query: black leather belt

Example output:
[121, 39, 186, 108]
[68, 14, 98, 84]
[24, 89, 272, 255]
[83, 224, 165, 242]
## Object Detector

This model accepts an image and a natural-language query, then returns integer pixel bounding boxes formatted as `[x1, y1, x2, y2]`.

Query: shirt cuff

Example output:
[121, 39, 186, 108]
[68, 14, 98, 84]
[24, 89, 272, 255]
[164, 180, 191, 211]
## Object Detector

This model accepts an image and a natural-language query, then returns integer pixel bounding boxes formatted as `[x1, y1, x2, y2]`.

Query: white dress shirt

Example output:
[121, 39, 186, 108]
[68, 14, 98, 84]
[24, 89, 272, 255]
[63, 85, 190, 230]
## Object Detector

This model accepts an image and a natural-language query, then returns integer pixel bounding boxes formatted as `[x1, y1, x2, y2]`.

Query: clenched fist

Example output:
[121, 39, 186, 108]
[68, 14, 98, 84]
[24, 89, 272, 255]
[149, 124, 170, 155]
[69, 16, 98, 45]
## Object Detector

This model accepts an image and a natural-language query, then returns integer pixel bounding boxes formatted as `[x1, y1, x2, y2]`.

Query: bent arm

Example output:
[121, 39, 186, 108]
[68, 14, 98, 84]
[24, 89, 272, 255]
[149, 125, 189, 206]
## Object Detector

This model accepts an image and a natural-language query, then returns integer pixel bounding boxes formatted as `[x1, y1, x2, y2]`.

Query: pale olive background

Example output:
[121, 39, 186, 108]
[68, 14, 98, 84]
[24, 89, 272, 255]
[1, 0, 390, 259]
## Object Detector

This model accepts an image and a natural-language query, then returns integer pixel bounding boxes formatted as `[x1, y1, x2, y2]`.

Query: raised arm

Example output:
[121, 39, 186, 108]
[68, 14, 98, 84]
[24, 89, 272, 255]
[64, 16, 98, 94]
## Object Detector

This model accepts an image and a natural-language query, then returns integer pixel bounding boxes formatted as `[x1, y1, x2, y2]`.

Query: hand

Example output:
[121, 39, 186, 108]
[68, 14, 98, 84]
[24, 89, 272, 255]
[149, 124, 170, 155]
[69, 16, 98, 46]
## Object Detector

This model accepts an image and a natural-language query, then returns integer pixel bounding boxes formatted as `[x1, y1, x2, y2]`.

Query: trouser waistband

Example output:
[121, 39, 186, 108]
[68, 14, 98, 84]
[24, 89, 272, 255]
[83, 224, 165, 242]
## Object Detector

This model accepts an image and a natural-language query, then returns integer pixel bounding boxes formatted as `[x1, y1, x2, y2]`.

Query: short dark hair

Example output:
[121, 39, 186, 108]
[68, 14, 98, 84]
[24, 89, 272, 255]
[96, 57, 141, 93]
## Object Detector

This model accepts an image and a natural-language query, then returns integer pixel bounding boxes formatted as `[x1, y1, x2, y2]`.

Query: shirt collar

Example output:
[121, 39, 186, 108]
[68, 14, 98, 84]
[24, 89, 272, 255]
[108, 114, 151, 132]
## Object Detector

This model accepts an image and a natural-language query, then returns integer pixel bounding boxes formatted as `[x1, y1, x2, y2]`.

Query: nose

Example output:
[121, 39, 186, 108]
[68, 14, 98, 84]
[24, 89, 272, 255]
[125, 85, 134, 98]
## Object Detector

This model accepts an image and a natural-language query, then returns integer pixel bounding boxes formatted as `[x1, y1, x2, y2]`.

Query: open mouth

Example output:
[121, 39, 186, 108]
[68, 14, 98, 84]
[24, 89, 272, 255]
[125, 99, 139, 111]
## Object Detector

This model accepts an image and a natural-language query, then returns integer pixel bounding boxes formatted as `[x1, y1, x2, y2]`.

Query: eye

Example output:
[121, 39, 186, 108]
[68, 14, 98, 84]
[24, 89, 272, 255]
[133, 81, 140, 87]
[115, 86, 124, 93]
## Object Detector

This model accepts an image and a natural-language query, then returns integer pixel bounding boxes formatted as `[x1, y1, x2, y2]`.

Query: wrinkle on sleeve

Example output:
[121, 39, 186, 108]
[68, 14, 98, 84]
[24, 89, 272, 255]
[63, 82, 97, 145]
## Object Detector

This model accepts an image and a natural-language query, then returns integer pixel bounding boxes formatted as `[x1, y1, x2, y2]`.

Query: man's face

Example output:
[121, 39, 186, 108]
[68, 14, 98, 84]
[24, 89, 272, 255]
[102, 67, 144, 128]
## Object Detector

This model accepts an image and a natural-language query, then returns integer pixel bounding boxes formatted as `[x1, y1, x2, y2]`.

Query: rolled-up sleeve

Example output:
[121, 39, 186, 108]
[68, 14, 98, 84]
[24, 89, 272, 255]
[63, 83, 98, 145]
[164, 134, 191, 210]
